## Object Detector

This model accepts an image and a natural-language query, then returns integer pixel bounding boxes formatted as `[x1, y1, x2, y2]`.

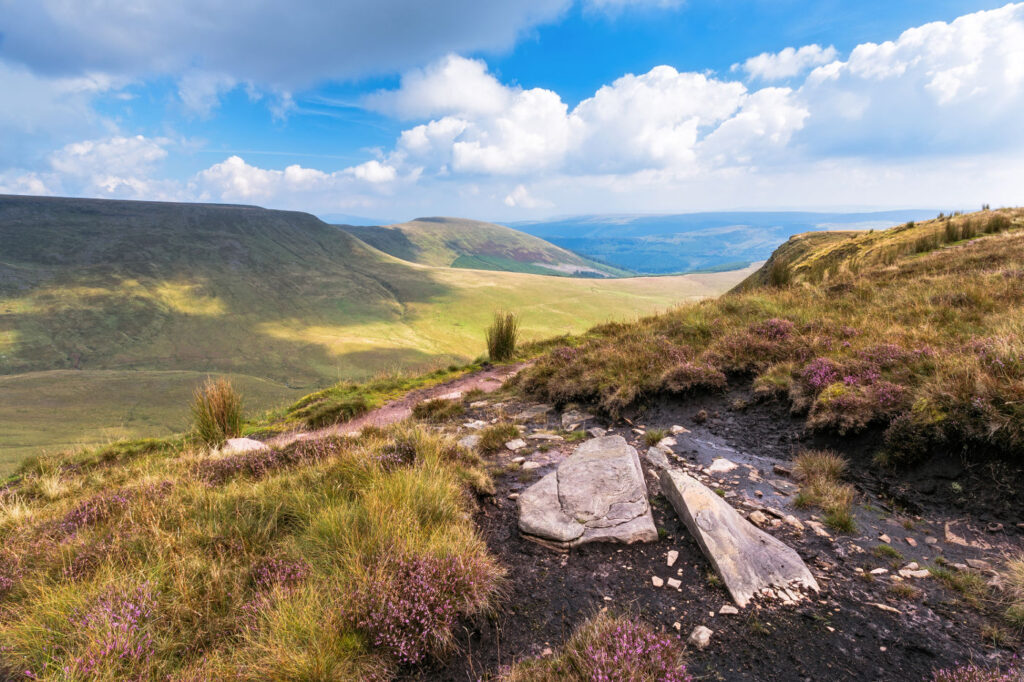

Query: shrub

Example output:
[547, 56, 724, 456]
[345, 553, 498, 666]
[660, 362, 727, 394]
[478, 423, 521, 455]
[486, 311, 520, 362]
[191, 377, 244, 445]
[303, 396, 369, 429]
[500, 613, 690, 682]
[197, 437, 345, 484]
[643, 429, 670, 447]
[411, 398, 465, 422]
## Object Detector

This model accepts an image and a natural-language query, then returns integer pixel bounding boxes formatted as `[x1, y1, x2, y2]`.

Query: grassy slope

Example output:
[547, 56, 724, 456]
[517, 208, 1024, 463]
[339, 217, 630, 277]
[0, 195, 751, 468]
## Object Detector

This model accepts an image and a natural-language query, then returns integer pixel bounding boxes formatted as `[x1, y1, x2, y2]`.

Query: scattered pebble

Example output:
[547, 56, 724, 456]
[508, 493, 520, 500]
[511, 456, 526, 464]
[670, 425, 690, 435]
[879, 534, 891, 543]
[667, 550, 679, 567]
[870, 568, 889, 575]
[688, 625, 713, 649]
[667, 578, 682, 589]
[925, 537, 938, 545]
[652, 576, 665, 587]
[505, 439, 528, 451]
[708, 458, 738, 474]
[521, 461, 542, 471]
[749, 510, 769, 527]
[905, 537, 917, 547]
[719, 605, 739, 615]
[541, 647, 553, 657]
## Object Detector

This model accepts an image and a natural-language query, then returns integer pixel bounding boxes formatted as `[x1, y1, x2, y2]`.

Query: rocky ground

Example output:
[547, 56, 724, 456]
[392, 378, 1022, 681]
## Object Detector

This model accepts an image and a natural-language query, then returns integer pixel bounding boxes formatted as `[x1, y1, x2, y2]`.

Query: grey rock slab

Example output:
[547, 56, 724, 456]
[515, 404, 553, 422]
[660, 468, 819, 608]
[518, 435, 658, 549]
[645, 446, 671, 470]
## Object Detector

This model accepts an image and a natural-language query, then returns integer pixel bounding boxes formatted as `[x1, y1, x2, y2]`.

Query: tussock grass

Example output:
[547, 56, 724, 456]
[515, 209, 1024, 464]
[486, 311, 521, 362]
[643, 429, 670, 447]
[930, 566, 990, 607]
[411, 397, 466, 422]
[478, 422, 521, 455]
[1000, 554, 1024, 629]
[191, 377, 243, 445]
[793, 450, 857, 533]
[0, 423, 501, 679]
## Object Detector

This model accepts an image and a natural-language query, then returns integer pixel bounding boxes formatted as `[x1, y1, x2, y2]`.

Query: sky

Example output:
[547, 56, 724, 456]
[0, 0, 1022, 222]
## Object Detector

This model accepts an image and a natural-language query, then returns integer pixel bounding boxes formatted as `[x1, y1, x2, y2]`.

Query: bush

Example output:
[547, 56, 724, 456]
[478, 422, 520, 455]
[191, 377, 243, 445]
[659, 362, 727, 394]
[486, 311, 520, 362]
[500, 613, 690, 682]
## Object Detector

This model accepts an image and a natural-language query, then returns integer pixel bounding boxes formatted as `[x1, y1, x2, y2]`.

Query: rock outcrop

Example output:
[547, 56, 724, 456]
[660, 468, 819, 607]
[518, 436, 658, 549]
[214, 438, 270, 456]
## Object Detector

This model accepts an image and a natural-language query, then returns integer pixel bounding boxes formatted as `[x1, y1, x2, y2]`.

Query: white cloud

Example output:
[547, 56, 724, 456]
[47, 135, 176, 198]
[364, 55, 513, 119]
[503, 184, 548, 208]
[346, 160, 399, 183]
[738, 45, 838, 81]
[177, 72, 238, 116]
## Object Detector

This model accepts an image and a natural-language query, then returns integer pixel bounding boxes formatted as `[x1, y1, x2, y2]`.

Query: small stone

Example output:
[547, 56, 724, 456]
[527, 433, 564, 441]
[879, 534, 891, 543]
[783, 515, 805, 532]
[688, 625, 713, 650]
[749, 510, 769, 527]
[903, 562, 920, 570]
[870, 568, 889, 575]
[773, 464, 793, 477]
[708, 458, 738, 474]
[541, 647, 553, 657]
[755, 490, 764, 497]
[511, 456, 526, 464]
[522, 461, 542, 471]
[470, 400, 489, 408]
[673, 621, 681, 631]
[719, 605, 739, 615]
[505, 439, 528, 451]
[508, 493, 520, 500]
[966, 558, 993, 572]
[905, 537, 917, 547]
[667, 578, 682, 589]
[768, 478, 798, 494]
[871, 602, 901, 614]
[657, 437, 677, 449]
[652, 576, 665, 587]
[952, 563, 969, 571]
[826, 626, 835, 633]
[901, 569, 931, 579]
[854, 567, 864, 574]
[925, 537, 938, 545]
[667, 550, 679, 567]
[632, 428, 645, 435]
[587, 427, 607, 438]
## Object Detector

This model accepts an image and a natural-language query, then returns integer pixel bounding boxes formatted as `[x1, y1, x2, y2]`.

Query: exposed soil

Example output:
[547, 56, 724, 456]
[398, 383, 1023, 681]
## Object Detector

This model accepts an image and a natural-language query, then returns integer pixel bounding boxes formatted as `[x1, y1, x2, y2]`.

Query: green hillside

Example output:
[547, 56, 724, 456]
[0, 195, 752, 467]
[339, 217, 629, 277]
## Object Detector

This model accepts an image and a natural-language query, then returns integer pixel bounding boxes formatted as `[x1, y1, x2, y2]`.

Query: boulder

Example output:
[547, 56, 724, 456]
[660, 469, 819, 608]
[518, 436, 658, 549]
[215, 438, 270, 456]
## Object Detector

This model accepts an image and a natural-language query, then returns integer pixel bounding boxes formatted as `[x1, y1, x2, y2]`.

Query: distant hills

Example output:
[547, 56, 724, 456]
[511, 210, 938, 274]
[338, 217, 628, 277]
[0, 194, 751, 463]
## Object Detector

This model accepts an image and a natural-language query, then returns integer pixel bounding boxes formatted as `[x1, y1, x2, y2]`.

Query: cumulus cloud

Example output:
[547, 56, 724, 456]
[46, 135, 177, 198]
[738, 45, 838, 81]
[364, 55, 513, 119]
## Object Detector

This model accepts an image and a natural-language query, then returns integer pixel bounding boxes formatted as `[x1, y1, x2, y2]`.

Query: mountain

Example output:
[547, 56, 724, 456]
[338, 217, 629, 277]
[317, 212, 399, 226]
[0, 194, 752, 464]
[511, 210, 938, 274]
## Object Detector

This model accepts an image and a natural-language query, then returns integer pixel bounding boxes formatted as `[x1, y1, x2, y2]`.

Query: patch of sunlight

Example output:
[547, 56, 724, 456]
[256, 320, 449, 356]
[0, 279, 225, 316]
[152, 281, 226, 316]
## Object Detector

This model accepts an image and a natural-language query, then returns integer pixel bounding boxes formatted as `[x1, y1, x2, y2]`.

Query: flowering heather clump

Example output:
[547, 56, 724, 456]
[871, 381, 909, 411]
[551, 346, 580, 363]
[63, 537, 115, 582]
[58, 489, 133, 535]
[0, 551, 19, 596]
[252, 557, 310, 592]
[54, 583, 158, 680]
[347, 553, 497, 666]
[377, 436, 418, 470]
[933, 661, 1023, 681]
[198, 437, 341, 484]
[750, 317, 795, 341]
[801, 357, 842, 391]
[858, 343, 910, 367]
[580, 617, 691, 682]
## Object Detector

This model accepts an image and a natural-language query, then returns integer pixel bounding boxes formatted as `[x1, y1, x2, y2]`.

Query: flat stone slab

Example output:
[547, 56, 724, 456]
[660, 469, 819, 608]
[215, 437, 270, 456]
[518, 436, 658, 549]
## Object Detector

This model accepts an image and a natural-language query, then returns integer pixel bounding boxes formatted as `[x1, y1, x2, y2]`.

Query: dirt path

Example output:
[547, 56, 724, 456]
[267, 363, 525, 449]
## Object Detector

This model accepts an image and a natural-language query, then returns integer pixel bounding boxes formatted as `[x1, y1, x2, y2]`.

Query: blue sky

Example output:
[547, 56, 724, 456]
[1, 0, 1022, 221]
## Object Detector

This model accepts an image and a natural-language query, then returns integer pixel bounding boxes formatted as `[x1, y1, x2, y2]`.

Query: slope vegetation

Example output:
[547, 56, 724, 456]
[0, 195, 751, 466]
[339, 217, 627, 277]
[517, 208, 1024, 463]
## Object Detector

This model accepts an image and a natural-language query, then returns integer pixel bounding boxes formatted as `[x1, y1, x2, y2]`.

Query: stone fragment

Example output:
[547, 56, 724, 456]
[879, 534, 891, 543]
[522, 461, 542, 471]
[505, 439, 528, 451]
[899, 569, 931, 579]
[652, 576, 665, 587]
[463, 420, 489, 430]
[527, 432, 564, 441]
[436, 390, 463, 401]
[659, 469, 819, 608]
[667, 578, 682, 589]
[470, 400, 489, 408]
[925, 537, 938, 545]
[707, 458, 738, 474]
[667, 550, 679, 567]
[966, 558, 993, 572]
[561, 409, 593, 430]
[719, 605, 739, 615]
[657, 437, 677, 449]
[903, 562, 920, 570]
[587, 427, 608, 438]
[870, 568, 889, 575]
[645, 446, 671, 470]
[215, 438, 270, 456]
[768, 478, 798, 495]
[508, 493, 520, 500]
[518, 436, 658, 549]
[749, 511, 769, 527]
[458, 435, 481, 450]
[905, 537, 917, 547]
[515, 405, 552, 422]
[688, 625, 713, 649]
[773, 464, 793, 477]
[783, 515, 805, 531]
[671, 425, 690, 435]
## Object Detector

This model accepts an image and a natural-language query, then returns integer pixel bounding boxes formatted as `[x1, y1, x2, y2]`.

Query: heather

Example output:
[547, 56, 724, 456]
[0, 424, 501, 679]
[516, 209, 1024, 464]
[500, 612, 690, 681]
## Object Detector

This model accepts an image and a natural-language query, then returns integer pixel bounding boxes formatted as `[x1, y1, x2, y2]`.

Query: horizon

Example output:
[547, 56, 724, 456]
[1, 1, 1022, 221]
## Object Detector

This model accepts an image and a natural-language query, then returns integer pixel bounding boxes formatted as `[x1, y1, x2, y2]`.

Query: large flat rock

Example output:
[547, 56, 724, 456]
[518, 435, 658, 549]
[660, 468, 819, 607]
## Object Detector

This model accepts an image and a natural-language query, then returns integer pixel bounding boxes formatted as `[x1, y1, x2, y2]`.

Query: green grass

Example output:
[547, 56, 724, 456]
[0, 196, 750, 466]
[0, 424, 501, 679]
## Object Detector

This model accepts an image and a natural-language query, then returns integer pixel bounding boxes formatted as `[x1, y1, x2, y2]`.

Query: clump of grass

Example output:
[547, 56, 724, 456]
[302, 396, 369, 428]
[889, 582, 921, 600]
[792, 450, 857, 533]
[872, 543, 904, 567]
[643, 428, 670, 447]
[499, 612, 691, 682]
[486, 311, 520, 362]
[191, 377, 243, 446]
[1000, 554, 1024, 629]
[411, 398, 465, 423]
[562, 430, 587, 443]
[478, 422, 521, 455]
[930, 566, 990, 608]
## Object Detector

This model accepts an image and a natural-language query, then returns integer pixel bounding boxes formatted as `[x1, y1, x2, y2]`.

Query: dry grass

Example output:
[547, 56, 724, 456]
[191, 376, 244, 445]
[1001, 554, 1024, 629]
[411, 397, 466, 422]
[516, 209, 1024, 465]
[487, 311, 521, 362]
[478, 422, 521, 455]
[792, 450, 857, 532]
[0, 423, 501, 679]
